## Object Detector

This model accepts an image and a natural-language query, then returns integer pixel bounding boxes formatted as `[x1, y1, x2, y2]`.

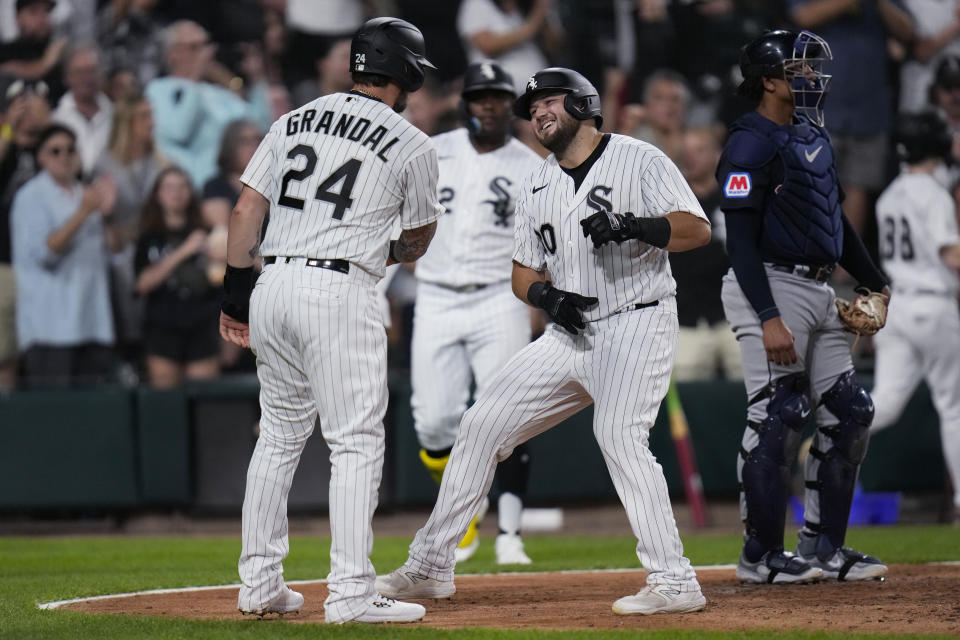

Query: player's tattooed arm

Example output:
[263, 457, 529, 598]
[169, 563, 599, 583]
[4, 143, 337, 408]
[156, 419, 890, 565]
[388, 221, 437, 264]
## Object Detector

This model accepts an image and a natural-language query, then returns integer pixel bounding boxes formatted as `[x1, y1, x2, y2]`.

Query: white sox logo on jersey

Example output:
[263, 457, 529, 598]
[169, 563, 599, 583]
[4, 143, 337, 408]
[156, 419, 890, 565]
[585, 185, 626, 230]
[483, 176, 513, 227]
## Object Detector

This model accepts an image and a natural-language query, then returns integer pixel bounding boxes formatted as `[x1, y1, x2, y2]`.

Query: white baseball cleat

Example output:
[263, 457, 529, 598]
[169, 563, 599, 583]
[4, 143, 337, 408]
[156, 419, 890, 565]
[375, 568, 455, 599]
[347, 593, 425, 623]
[239, 586, 304, 616]
[495, 533, 532, 565]
[612, 584, 706, 615]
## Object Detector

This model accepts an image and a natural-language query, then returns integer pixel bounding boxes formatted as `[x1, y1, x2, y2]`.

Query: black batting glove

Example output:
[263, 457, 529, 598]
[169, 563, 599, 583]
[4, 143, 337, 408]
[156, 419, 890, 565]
[527, 281, 599, 335]
[580, 211, 643, 248]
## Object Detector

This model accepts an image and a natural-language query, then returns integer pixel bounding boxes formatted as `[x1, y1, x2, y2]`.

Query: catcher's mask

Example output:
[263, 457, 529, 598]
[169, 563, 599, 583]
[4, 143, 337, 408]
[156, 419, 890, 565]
[739, 29, 832, 126]
[784, 31, 832, 127]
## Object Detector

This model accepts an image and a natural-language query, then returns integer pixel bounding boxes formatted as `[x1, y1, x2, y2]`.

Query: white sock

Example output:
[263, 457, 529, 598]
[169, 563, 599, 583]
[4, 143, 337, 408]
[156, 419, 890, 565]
[498, 492, 522, 535]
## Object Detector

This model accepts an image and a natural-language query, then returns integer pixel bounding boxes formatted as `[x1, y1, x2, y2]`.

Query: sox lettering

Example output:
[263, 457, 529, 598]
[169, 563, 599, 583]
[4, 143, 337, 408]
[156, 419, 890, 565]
[484, 176, 513, 227]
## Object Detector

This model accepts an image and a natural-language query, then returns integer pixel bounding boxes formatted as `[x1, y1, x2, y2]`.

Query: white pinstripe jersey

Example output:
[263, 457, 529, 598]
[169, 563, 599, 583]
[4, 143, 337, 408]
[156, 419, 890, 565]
[513, 133, 706, 320]
[415, 128, 542, 286]
[876, 171, 960, 296]
[241, 92, 444, 278]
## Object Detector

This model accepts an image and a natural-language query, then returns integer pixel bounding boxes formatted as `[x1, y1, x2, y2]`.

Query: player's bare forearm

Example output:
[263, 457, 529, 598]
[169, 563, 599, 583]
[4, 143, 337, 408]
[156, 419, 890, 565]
[664, 211, 711, 252]
[942, 243, 960, 271]
[512, 261, 546, 304]
[227, 186, 268, 268]
[388, 221, 436, 264]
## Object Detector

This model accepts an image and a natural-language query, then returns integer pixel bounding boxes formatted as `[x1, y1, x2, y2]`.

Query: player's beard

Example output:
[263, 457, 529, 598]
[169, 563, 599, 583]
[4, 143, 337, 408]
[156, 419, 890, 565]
[537, 114, 580, 156]
[393, 90, 408, 113]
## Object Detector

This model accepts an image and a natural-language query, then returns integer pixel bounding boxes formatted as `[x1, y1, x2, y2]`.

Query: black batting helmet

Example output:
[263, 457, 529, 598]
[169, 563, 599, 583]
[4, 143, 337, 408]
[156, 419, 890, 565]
[462, 61, 515, 98]
[513, 67, 602, 129]
[739, 29, 798, 79]
[894, 112, 953, 164]
[351, 17, 436, 93]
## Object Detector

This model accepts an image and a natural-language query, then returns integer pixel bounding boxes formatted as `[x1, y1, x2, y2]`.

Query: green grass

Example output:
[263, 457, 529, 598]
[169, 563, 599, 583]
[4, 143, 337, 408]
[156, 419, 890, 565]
[0, 525, 956, 639]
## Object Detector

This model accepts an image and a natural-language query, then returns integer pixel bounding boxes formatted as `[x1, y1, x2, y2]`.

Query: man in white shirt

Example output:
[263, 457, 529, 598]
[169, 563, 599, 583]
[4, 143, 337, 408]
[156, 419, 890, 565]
[53, 44, 113, 180]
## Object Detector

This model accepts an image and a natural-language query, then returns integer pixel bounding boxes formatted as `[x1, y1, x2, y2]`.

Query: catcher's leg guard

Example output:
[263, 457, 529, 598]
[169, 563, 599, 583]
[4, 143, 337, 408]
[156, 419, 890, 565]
[739, 373, 810, 561]
[419, 447, 451, 486]
[804, 371, 873, 554]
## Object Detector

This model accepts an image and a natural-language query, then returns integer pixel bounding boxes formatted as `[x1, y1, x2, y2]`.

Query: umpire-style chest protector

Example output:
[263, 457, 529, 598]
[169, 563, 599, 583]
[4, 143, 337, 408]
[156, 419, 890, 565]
[731, 112, 844, 264]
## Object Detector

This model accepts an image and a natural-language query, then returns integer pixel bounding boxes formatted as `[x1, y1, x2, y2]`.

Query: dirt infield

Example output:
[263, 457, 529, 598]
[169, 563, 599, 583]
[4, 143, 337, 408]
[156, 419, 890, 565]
[60, 564, 960, 634]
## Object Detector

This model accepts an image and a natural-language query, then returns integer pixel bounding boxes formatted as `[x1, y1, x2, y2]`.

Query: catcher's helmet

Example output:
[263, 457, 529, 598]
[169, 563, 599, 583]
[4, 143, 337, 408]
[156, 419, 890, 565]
[462, 61, 515, 98]
[894, 112, 952, 164]
[350, 17, 436, 93]
[513, 67, 602, 129]
[739, 29, 832, 126]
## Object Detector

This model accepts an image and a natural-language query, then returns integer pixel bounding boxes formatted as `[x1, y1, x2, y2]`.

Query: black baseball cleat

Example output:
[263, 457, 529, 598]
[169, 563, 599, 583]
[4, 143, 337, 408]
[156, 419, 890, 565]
[736, 550, 824, 584]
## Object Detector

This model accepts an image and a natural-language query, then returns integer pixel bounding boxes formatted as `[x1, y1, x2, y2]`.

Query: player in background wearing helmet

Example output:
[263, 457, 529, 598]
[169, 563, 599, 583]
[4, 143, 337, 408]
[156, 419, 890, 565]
[411, 61, 542, 566]
[377, 66, 711, 615]
[717, 30, 891, 584]
[871, 112, 960, 523]
[222, 17, 442, 623]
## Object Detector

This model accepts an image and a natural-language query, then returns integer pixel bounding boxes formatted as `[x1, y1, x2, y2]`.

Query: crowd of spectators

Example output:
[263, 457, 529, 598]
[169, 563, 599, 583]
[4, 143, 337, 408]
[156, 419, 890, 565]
[0, 0, 957, 389]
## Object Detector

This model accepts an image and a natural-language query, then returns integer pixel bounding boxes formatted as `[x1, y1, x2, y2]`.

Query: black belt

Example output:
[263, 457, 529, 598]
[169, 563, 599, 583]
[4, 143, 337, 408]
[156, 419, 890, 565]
[263, 256, 350, 274]
[770, 263, 835, 283]
[620, 300, 659, 313]
[422, 280, 499, 293]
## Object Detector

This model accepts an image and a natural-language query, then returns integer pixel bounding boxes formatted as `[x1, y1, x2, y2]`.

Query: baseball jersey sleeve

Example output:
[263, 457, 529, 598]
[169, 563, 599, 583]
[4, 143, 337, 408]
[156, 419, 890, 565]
[511, 187, 546, 270]
[240, 121, 281, 202]
[640, 154, 706, 220]
[399, 148, 444, 230]
[928, 188, 960, 252]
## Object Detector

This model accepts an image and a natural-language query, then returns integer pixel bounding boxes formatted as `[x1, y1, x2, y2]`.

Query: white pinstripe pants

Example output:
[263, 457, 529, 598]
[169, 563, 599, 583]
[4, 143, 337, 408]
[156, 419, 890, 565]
[411, 281, 531, 451]
[238, 259, 386, 623]
[405, 296, 700, 591]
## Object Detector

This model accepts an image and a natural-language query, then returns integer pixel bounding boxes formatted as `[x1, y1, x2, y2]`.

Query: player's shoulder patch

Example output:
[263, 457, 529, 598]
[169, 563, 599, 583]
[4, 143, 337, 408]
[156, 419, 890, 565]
[724, 129, 777, 169]
[723, 172, 752, 198]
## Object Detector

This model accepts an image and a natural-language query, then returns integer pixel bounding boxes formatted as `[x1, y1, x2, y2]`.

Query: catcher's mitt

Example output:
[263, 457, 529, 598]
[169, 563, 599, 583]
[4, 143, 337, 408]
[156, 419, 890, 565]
[835, 288, 889, 336]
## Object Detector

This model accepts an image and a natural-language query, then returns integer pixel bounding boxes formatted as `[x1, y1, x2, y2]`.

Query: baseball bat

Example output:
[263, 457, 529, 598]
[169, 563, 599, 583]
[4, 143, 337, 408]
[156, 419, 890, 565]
[665, 379, 710, 528]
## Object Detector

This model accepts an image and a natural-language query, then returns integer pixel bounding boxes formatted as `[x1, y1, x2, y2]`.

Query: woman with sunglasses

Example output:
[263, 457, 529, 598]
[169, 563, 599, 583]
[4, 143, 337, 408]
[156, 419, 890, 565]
[9, 123, 120, 387]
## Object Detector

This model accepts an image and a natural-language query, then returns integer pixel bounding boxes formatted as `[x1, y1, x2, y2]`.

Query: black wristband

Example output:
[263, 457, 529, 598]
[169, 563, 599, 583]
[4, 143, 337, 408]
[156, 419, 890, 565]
[222, 264, 254, 323]
[389, 240, 399, 263]
[634, 216, 671, 248]
[526, 281, 548, 308]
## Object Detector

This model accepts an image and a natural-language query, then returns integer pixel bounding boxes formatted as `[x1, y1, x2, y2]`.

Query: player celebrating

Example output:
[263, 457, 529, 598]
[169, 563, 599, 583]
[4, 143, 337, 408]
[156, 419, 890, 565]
[377, 67, 711, 616]
[718, 30, 891, 584]
[412, 60, 542, 566]
[219, 17, 443, 624]
[871, 112, 960, 521]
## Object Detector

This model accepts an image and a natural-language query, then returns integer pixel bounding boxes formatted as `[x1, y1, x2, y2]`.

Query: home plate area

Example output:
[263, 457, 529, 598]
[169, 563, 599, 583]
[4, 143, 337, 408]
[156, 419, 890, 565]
[56, 565, 960, 634]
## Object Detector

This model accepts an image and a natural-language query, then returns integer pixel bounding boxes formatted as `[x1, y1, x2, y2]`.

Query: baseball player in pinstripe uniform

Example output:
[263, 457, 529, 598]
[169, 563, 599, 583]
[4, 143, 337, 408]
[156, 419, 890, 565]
[219, 17, 443, 624]
[871, 112, 960, 520]
[412, 60, 542, 566]
[377, 67, 711, 616]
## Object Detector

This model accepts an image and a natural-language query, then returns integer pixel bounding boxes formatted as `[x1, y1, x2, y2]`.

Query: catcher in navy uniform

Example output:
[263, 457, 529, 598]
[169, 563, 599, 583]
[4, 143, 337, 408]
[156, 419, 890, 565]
[717, 29, 891, 584]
